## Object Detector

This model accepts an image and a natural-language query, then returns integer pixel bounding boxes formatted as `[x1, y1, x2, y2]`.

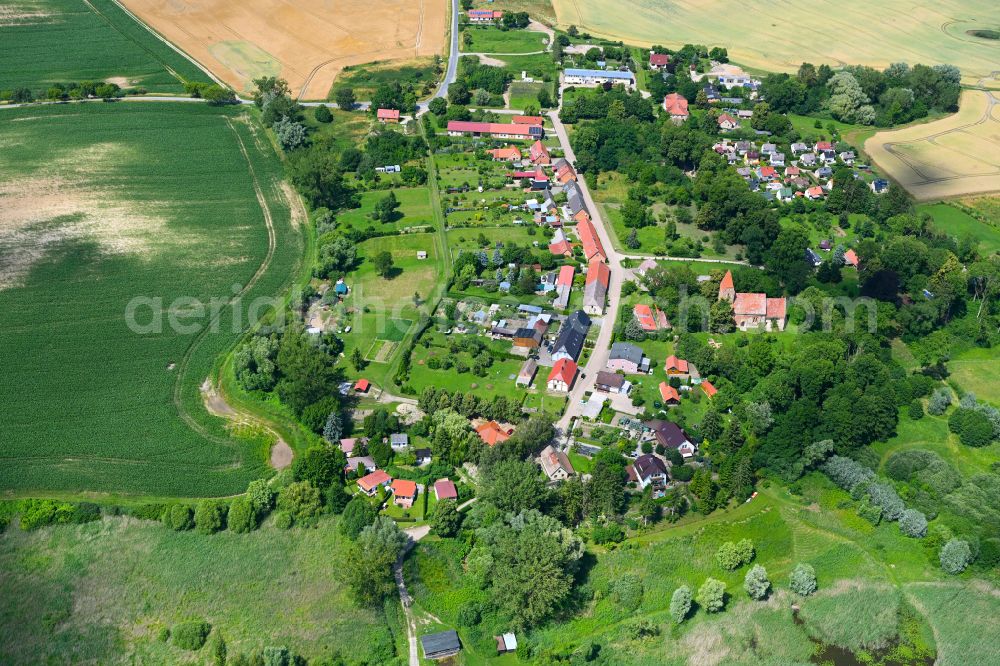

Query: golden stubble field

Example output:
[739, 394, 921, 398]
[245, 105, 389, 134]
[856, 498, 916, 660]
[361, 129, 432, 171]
[865, 89, 1000, 200]
[551, 0, 1000, 85]
[118, 0, 447, 99]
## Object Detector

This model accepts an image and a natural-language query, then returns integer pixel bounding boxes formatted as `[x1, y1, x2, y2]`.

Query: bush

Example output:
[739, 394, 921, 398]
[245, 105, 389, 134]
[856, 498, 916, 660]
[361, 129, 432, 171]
[898, 509, 928, 538]
[669, 585, 692, 623]
[908, 399, 924, 420]
[716, 539, 754, 570]
[18, 499, 101, 531]
[927, 387, 951, 415]
[610, 573, 643, 612]
[227, 496, 256, 533]
[167, 504, 194, 531]
[790, 563, 817, 596]
[277, 481, 323, 527]
[247, 479, 276, 514]
[940, 538, 972, 574]
[273, 511, 293, 529]
[340, 496, 377, 538]
[171, 620, 211, 651]
[744, 564, 770, 600]
[822, 456, 874, 492]
[671, 464, 694, 482]
[194, 500, 227, 534]
[592, 522, 625, 545]
[697, 578, 726, 613]
[456, 601, 481, 627]
[950, 408, 995, 447]
[314, 105, 333, 123]
[129, 503, 167, 521]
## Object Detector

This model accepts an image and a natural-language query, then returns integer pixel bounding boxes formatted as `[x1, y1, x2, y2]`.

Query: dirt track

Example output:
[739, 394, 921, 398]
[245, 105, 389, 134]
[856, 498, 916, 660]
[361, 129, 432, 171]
[119, 0, 447, 99]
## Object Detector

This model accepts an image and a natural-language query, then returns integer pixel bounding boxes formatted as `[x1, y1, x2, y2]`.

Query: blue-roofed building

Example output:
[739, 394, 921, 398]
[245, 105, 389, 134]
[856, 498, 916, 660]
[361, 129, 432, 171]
[564, 68, 635, 88]
[519, 304, 543, 315]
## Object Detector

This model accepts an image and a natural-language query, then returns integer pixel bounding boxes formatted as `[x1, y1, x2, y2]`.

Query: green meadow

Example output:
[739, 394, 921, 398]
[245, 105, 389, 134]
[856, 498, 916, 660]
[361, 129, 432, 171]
[0, 103, 302, 497]
[0, 0, 208, 92]
[464, 27, 547, 54]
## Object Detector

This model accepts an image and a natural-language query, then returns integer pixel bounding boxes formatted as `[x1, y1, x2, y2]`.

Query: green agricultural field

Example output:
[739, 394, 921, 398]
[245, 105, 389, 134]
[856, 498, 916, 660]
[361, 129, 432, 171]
[550, 0, 1000, 85]
[919, 202, 1000, 255]
[0, 103, 303, 497]
[0, 0, 209, 93]
[464, 27, 547, 54]
[337, 187, 435, 233]
[0, 515, 403, 664]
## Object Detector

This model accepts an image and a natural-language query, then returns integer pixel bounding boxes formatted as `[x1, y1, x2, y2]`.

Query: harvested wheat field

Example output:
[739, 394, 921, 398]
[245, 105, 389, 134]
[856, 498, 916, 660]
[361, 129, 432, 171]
[551, 0, 1000, 85]
[865, 89, 1000, 201]
[119, 0, 447, 99]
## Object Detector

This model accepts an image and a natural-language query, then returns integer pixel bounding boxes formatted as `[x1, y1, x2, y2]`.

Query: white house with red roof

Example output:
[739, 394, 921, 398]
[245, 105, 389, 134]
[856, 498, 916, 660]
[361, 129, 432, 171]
[468, 8, 502, 22]
[719, 270, 786, 331]
[583, 259, 610, 315]
[529, 140, 551, 165]
[376, 108, 400, 123]
[447, 120, 543, 139]
[662, 93, 689, 121]
[717, 113, 740, 131]
[649, 52, 670, 69]
[547, 358, 578, 392]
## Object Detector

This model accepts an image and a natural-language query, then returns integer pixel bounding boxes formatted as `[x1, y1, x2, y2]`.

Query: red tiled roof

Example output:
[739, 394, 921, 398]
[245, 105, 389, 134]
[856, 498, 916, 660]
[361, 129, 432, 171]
[529, 140, 550, 164]
[376, 108, 399, 120]
[664, 355, 689, 373]
[805, 186, 825, 197]
[649, 53, 670, 66]
[577, 217, 606, 261]
[760, 166, 777, 178]
[556, 265, 575, 286]
[659, 382, 680, 403]
[513, 115, 543, 125]
[548, 358, 577, 386]
[733, 292, 767, 316]
[489, 146, 522, 160]
[358, 469, 391, 492]
[434, 478, 458, 500]
[391, 478, 417, 498]
[720, 270, 734, 293]
[766, 297, 786, 320]
[844, 249, 859, 266]
[718, 113, 738, 125]
[701, 380, 718, 398]
[634, 304, 656, 331]
[663, 92, 689, 116]
[549, 238, 572, 255]
[477, 421, 513, 446]
[355, 379, 370, 392]
[815, 141, 833, 150]
[585, 259, 610, 287]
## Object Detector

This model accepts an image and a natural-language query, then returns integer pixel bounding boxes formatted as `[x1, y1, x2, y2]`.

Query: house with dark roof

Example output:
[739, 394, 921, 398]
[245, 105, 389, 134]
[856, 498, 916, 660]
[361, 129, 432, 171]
[646, 420, 696, 457]
[551, 310, 590, 361]
[607, 342, 646, 374]
[632, 454, 668, 497]
[414, 448, 432, 465]
[595, 370, 628, 394]
[513, 327, 543, 349]
[420, 630, 461, 660]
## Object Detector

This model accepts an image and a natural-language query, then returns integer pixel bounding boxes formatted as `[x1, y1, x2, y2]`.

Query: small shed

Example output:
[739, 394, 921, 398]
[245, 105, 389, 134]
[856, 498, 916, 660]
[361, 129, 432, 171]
[420, 630, 461, 660]
[496, 632, 518, 654]
[417, 251, 428, 260]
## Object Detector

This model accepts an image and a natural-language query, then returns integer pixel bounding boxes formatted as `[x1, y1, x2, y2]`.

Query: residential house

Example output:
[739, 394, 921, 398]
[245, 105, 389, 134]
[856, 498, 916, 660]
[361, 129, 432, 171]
[553, 158, 577, 184]
[583, 259, 610, 315]
[340, 437, 367, 456]
[662, 92, 689, 121]
[420, 631, 462, 660]
[717, 113, 740, 131]
[376, 108, 400, 123]
[664, 355, 689, 375]
[547, 358, 578, 392]
[539, 445, 575, 481]
[391, 479, 417, 508]
[636, 257, 658, 276]
[548, 229, 572, 256]
[576, 215, 607, 262]
[870, 179, 889, 194]
[819, 239, 832, 251]
[839, 151, 856, 164]
[659, 382, 680, 405]
[744, 150, 760, 164]
[529, 140, 551, 165]
[633, 303, 669, 331]
[564, 180, 588, 218]
[564, 68, 635, 88]
[814, 140, 833, 152]
[345, 456, 377, 474]
[551, 310, 590, 361]
[735, 140, 753, 155]
[758, 165, 778, 181]
[770, 152, 786, 167]
[433, 478, 458, 501]
[718, 270, 787, 331]
[447, 120, 543, 139]
[646, 419, 696, 457]
[631, 454, 668, 496]
[760, 142, 777, 155]
[552, 264, 575, 309]
[607, 341, 646, 374]
[805, 186, 825, 200]
[799, 153, 817, 167]
[816, 166, 833, 179]
[516, 358, 538, 387]
[648, 52, 670, 69]
[390, 433, 409, 450]
[784, 165, 801, 178]
[355, 378, 371, 393]
[488, 146, 522, 161]
[806, 248, 823, 267]
[477, 420, 514, 446]
[844, 249, 859, 268]
[414, 448, 432, 465]
[595, 370, 628, 394]
[790, 142, 809, 155]
[357, 469, 392, 496]
[701, 380, 718, 399]
[820, 149, 837, 164]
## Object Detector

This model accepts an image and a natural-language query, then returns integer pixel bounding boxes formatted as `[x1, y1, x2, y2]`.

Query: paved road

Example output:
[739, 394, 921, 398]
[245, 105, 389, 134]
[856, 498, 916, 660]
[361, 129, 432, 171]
[547, 110, 626, 435]
[432, 0, 460, 103]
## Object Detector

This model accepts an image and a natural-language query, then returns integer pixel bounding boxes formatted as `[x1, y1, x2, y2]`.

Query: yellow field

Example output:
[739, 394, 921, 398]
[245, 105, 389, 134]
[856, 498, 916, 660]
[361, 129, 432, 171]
[119, 0, 447, 99]
[551, 0, 1000, 84]
[865, 89, 1000, 200]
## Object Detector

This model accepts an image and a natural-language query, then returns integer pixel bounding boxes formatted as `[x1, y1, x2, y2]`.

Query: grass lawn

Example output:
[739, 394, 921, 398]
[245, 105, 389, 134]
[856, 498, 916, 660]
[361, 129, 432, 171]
[495, 53, 558, 83]
[0, 0, 208, 93]
[508, 80, 553, 111]
[464, 27, 546, 54]
[919, 202, 1000, 255]
[0, 103, 302, 497]
[302, 107, 370, 155]
[948, 346, 1000, 406]
[338, 187, 435, 232]
[351, 233, 443, 312]
[409, 335, 525, 400]
[0, 515, 402, 664]
[446, 226, 546, 257]
[328, 57, 440, 101]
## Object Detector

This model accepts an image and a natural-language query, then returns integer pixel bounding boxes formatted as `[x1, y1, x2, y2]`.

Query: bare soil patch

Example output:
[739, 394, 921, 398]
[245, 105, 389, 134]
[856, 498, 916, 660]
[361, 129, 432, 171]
[119, 0, 447, 99]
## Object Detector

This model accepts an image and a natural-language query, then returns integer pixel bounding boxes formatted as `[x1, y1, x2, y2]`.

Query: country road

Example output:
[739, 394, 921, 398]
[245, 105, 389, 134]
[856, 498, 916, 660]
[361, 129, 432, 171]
[396, 524, 432, 666]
